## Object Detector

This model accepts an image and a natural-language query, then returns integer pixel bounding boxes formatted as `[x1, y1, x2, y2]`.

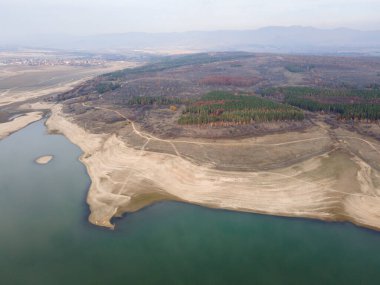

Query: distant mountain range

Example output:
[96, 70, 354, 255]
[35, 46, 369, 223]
[3, 26, 380, 55]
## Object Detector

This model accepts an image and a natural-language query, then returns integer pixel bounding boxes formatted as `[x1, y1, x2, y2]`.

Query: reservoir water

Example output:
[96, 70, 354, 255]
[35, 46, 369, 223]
[1, 120, 380, 285]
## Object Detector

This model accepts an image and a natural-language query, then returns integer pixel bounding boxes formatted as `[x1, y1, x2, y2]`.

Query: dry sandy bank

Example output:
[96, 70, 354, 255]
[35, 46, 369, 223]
[35, 155, 53, 165]
[0, 111, 43, 139]
[46, 105, 380, 231]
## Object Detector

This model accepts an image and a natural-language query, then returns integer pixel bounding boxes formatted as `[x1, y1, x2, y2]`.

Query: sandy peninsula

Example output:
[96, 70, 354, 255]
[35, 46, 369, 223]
[0, 111, 43, 139]
[35, 155, 53, 165]
[46, 105, 380, 231]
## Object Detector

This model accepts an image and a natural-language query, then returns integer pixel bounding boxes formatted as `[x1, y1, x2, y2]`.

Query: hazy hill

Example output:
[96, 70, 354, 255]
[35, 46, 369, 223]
[4, 26, 380, 55]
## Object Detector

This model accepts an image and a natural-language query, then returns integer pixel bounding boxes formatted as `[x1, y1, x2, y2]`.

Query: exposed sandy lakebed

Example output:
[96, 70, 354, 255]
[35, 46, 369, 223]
[35, 155, 53, 165]
[46, 105, 380, 230]
[0, 111, 43, 140]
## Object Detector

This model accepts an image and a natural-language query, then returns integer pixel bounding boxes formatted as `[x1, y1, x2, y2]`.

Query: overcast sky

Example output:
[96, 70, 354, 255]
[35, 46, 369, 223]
[1, 0, 379, 39]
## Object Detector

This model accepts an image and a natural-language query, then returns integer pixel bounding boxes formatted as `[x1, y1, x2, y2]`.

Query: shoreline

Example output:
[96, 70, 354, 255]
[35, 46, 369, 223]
[46, 104, 380, 231]
[0, 111, 44, 140]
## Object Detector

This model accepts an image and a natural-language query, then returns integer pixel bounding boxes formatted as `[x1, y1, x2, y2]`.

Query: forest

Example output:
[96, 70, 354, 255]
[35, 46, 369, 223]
[178, 91, 304, 125]
[261, 87, 380, 121]
[95, 82, 121, 94]
[199, 76, 261, 87]
[284, 64, 315, 73]
[127, 96, 185, 105]
[104, 52, 254, 80]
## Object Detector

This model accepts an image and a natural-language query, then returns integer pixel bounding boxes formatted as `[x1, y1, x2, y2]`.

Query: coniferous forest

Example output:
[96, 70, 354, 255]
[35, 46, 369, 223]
[178, 91, 304, 125]
[261, 87, 380, 121]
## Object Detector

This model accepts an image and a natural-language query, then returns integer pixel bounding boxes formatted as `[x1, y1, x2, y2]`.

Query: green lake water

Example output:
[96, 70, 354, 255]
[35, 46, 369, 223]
[1, 120, 380, 285]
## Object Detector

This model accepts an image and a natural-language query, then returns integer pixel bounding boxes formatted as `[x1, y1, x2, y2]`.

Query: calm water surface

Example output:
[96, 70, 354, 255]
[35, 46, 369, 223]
[1, 121, 380, 285]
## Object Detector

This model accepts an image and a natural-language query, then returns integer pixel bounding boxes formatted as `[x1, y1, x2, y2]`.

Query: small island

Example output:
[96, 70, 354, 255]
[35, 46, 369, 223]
[35, 155, 53, 165]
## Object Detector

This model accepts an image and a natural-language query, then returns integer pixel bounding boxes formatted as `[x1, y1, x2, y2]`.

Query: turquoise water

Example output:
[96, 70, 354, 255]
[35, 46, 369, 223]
[1, 121, 380, 285]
